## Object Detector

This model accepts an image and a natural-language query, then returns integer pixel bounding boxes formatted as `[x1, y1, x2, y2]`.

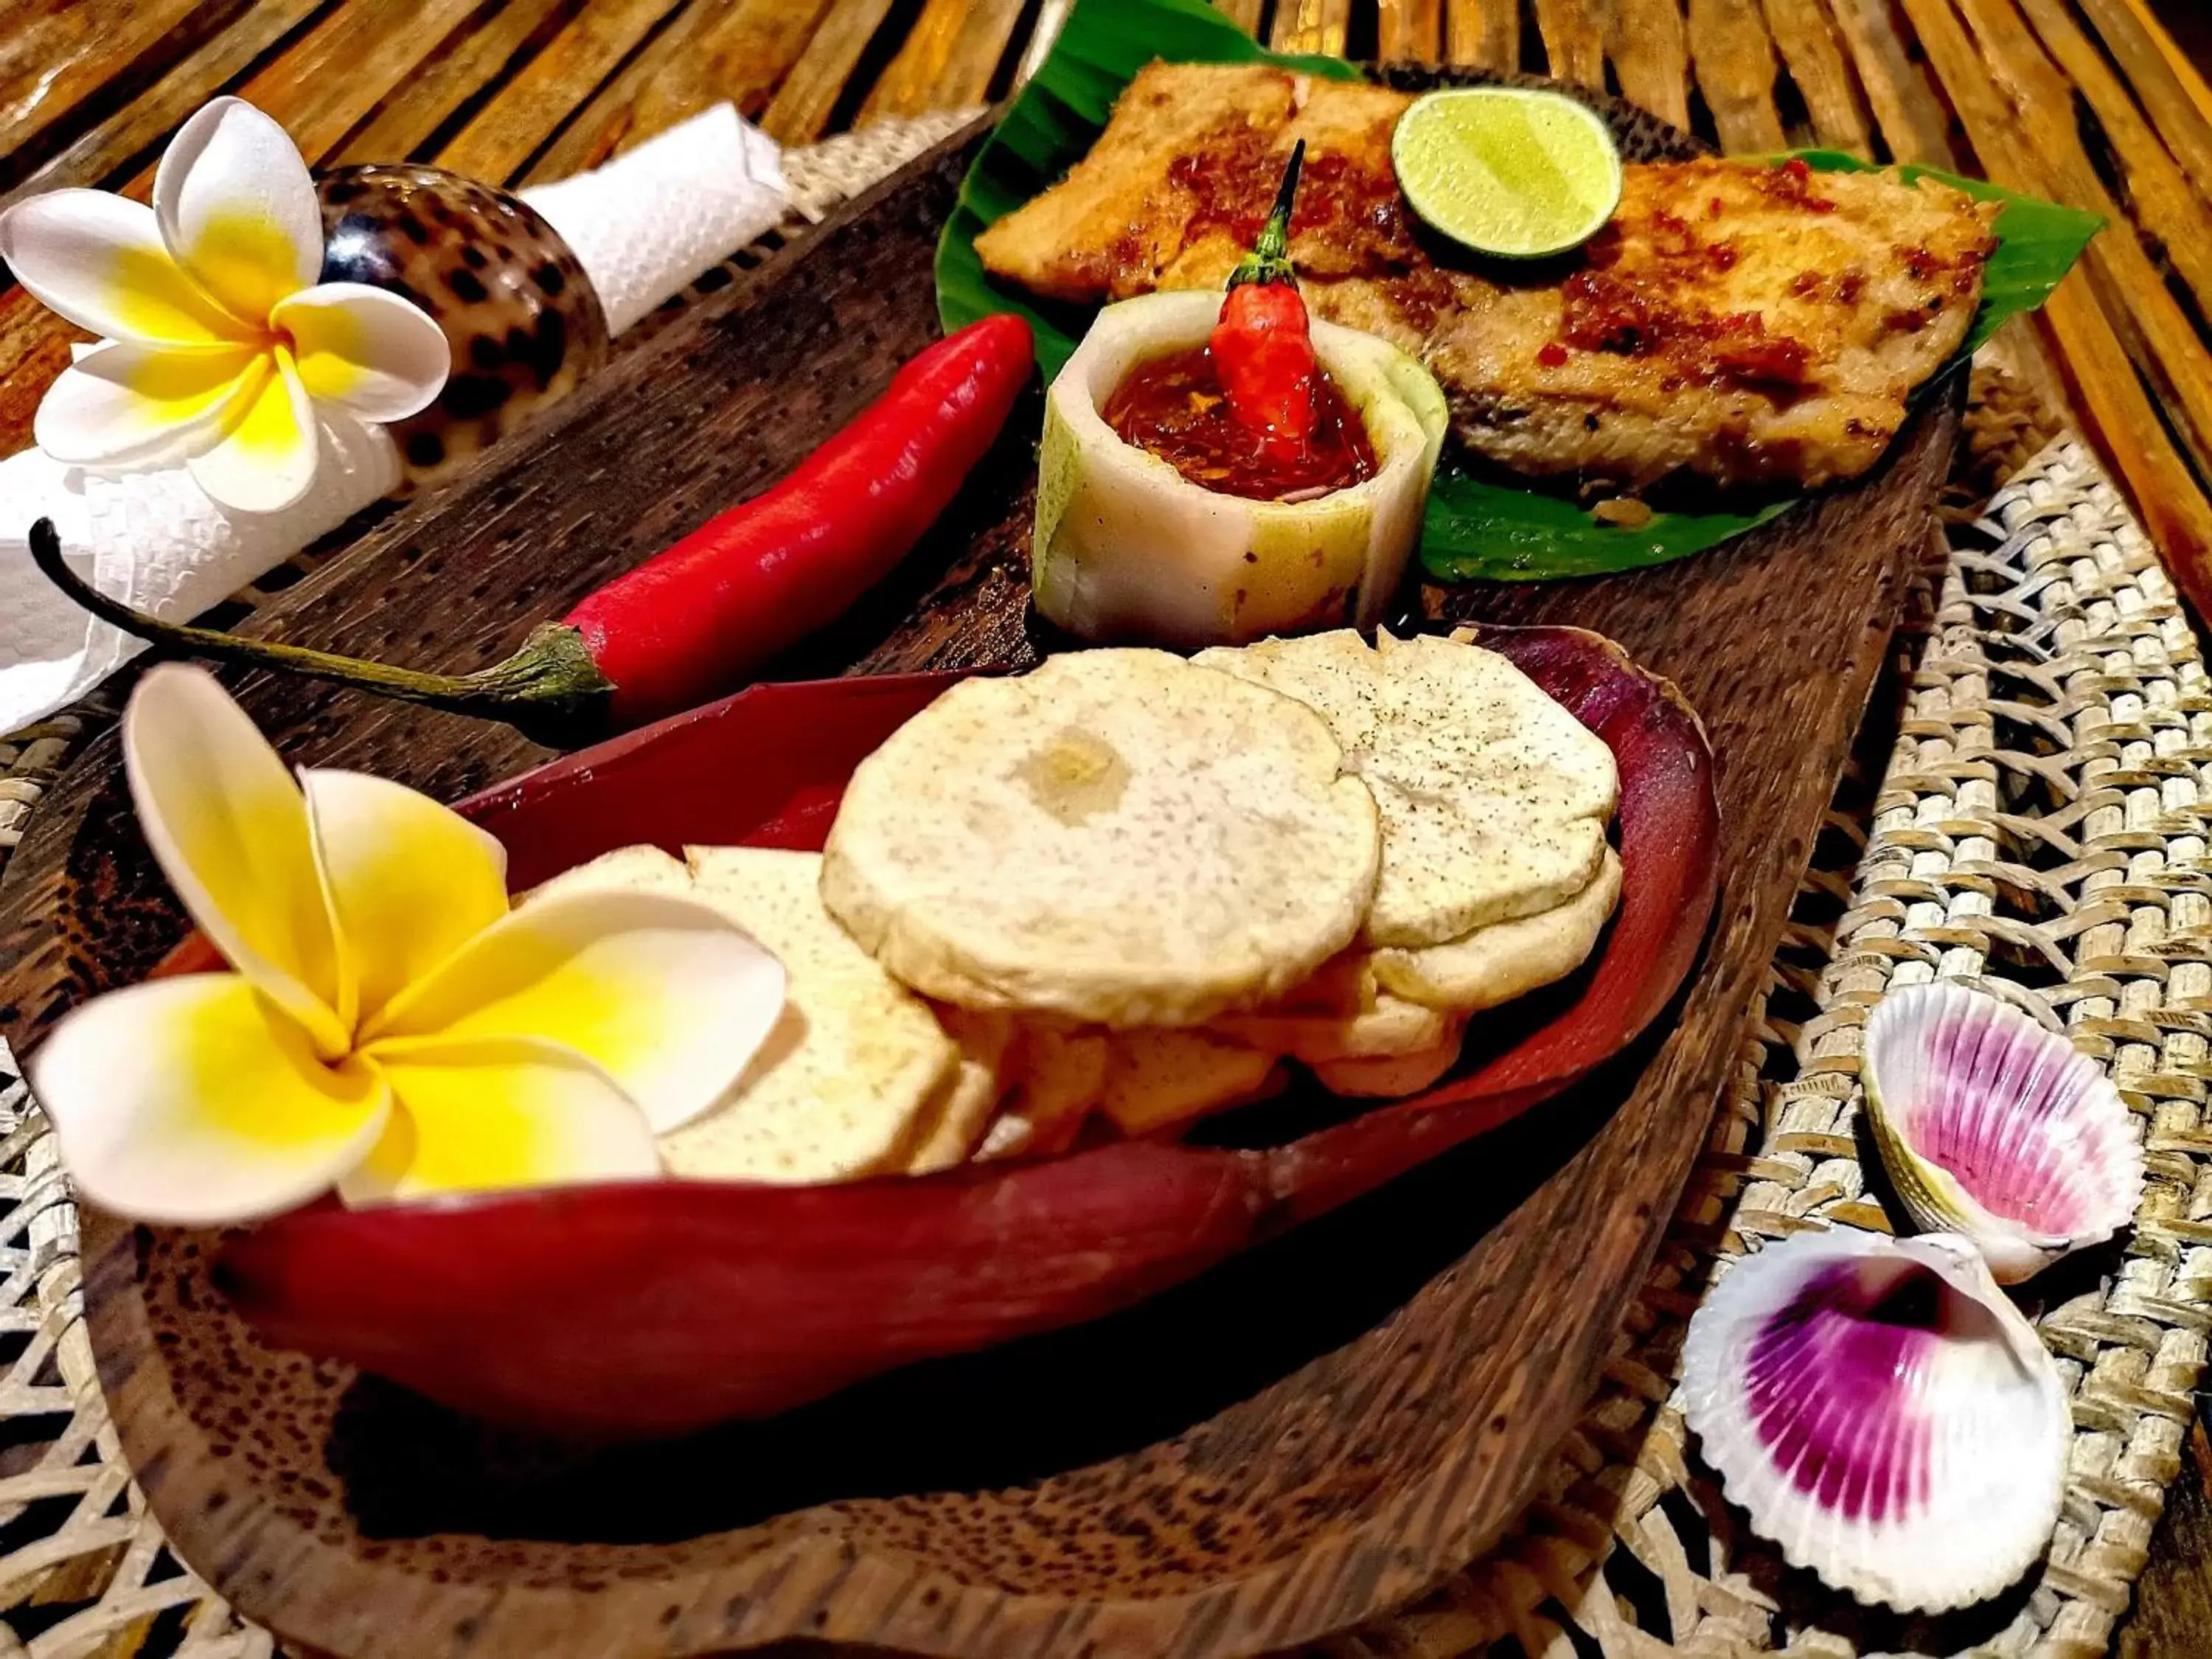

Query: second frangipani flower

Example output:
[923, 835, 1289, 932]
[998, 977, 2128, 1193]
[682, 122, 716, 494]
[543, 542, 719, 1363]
[29, 666, 787, 1225]
[0, 99, 451, 513]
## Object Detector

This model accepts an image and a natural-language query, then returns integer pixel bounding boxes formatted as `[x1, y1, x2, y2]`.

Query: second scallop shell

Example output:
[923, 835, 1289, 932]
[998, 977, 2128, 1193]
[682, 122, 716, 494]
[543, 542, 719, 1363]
[1863, 981, 2143, 1283]
[1680, 1229, 2068, 1612]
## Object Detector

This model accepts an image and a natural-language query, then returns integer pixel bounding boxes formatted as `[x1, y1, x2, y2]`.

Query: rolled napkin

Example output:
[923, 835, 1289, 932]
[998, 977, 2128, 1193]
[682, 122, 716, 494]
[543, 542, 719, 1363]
[0, 100, 790, 735]
[521, 104, 787, 336]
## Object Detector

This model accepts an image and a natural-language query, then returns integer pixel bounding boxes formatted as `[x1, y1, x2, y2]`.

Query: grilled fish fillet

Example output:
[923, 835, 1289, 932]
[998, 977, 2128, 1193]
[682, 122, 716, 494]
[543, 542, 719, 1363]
[976, 63, 1998, 491]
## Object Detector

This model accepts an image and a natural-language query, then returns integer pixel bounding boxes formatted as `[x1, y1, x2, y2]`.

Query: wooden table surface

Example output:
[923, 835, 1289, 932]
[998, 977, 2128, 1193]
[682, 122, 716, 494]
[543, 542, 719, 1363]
[3, 1, 2212, 1655]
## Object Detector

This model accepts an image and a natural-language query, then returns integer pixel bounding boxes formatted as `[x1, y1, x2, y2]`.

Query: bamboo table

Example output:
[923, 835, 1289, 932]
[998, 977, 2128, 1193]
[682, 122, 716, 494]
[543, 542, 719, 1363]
[4, 2, 2212, 1655]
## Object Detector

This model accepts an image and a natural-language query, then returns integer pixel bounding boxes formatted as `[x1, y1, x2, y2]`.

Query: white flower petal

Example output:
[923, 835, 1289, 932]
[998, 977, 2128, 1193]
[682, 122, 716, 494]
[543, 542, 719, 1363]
[364, 887, 786, 1133]
[339, 1036, 659, 1205]
[302, 768, 509, 1032]
[155, 97, 322, 323]
[123, 664, 349, 1050]
[0, 189, 251, 345]
[32, 340, 257, 468]
[33, 973, 388, 1225]
[274, 282, 450, 422]
[185, 347, 319, 513]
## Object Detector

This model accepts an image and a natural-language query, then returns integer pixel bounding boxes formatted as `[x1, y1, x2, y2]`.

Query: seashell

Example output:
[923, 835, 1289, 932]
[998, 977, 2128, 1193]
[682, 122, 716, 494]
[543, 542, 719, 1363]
[1680, 1228, 2067, 1613]
[316, 164, 610, 490]
[1863, 981, 2143, 1283]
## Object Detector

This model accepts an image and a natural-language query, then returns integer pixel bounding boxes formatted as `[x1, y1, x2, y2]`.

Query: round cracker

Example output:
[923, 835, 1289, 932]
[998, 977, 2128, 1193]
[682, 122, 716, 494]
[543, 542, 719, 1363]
[1214, 984, 1449, 1063]
[821, 650, 1381, 1026]
[655, 846, 957, 1183]
[1099, 1028, 1282, 1136]
[975, 1019, 1111, 1162]
[905, 1006, 1018, 1173]
[1374, 847, 1623, 1010]
[1311, 1023, 1467, 1096]
[1194, 630, 1617, 947]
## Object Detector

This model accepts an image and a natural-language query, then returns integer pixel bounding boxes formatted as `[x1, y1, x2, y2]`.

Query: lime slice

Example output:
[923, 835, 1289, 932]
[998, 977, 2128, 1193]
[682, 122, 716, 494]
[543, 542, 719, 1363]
[1391, 88, 1624, 259]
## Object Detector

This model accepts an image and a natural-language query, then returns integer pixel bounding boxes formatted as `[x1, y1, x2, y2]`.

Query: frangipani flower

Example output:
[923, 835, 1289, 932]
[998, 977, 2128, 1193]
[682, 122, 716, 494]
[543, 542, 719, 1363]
[31, 666, 786, 1225]
[0, 98, 450, 514]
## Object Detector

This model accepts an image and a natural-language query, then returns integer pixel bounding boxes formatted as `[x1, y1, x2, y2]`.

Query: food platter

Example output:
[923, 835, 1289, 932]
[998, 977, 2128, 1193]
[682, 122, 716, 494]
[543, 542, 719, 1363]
[0, 105, 1969, 1656]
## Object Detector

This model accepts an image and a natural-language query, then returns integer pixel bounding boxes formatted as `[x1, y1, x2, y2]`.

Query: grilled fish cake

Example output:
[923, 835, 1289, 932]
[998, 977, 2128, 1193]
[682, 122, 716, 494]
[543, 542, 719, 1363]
[976, 62, 1997, 491]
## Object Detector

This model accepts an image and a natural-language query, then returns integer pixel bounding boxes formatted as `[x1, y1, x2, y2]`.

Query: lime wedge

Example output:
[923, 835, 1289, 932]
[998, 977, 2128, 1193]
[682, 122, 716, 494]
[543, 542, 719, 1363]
[1391, 88, 1624, 259]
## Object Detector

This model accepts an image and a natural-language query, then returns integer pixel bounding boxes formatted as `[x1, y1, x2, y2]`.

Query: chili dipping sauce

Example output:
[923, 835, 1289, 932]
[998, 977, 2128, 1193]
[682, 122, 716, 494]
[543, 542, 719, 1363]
[1102, 346, 1377, 502]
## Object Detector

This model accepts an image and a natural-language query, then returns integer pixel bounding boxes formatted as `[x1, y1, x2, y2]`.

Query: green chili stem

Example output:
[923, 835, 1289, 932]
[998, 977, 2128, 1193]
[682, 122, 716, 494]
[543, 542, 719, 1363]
[1226, 140, 1306, 291]
[27, 518, 615, 745]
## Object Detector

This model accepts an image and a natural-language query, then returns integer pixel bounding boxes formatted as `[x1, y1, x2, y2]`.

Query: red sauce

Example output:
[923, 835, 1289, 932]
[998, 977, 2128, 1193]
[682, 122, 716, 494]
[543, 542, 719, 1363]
[1102, 345, 1377, 502]
[1557, 269, 1812, 392]
[1166, 125, 1417, 267]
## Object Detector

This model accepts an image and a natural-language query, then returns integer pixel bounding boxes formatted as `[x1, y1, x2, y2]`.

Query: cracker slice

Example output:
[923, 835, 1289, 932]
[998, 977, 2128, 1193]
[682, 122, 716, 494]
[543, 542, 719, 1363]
[1373, 848, 1623, 1011]
[908, 1007, 1018, 1172]
[975, 1020, 1111, 1162]
[1099, 1029, 1282, 1136]
[649, 846, 957, 1183]
[1194, 630, 1617, 947]
[1311, 1022, 1467, 1097]
[820, 649, 1381, 1026]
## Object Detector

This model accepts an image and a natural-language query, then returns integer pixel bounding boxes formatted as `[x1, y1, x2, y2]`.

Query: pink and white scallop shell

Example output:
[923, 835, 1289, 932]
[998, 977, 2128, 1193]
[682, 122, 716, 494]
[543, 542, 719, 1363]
[1863, 981, 2143, 1283]
[1680, 1228, 2068, 1612]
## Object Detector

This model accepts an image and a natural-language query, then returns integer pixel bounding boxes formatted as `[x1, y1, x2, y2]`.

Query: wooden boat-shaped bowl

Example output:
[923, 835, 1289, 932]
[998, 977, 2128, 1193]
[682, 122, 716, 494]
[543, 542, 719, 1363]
[0, 104, 1959, 1659]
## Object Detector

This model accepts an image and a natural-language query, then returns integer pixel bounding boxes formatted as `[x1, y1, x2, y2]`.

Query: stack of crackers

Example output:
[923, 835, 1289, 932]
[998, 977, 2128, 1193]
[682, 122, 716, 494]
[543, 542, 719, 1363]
[535, 630, 1621, 1183]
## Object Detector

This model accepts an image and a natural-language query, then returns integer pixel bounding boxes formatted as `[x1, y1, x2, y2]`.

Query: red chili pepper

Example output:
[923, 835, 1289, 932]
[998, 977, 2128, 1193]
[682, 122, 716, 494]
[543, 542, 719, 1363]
[27, 314, 1034, 744]
[1210, 141, 1316, 463]
[568, 313, 1032, 725]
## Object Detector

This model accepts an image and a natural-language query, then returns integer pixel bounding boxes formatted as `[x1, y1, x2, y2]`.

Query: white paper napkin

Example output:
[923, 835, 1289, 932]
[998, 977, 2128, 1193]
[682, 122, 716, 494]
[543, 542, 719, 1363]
[522, 103, 787, 336]
[0, 104, 789, 733]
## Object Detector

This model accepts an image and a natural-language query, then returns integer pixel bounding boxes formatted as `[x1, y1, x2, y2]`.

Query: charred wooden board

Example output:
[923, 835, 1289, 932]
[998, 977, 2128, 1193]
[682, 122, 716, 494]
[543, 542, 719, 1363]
[0, 127, 1956, 1658]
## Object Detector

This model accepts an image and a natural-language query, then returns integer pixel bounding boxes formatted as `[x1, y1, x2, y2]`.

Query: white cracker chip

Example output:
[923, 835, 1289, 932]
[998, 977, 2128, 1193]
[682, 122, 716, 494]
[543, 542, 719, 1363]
[1099, 1029, 1282, 1136]
[1311, 1023, 1467, 1097]
[650, 846, 957, 1183]
[522, 843, 691, 904]
[1374, 848, 1622, 1010]
[821, 650, 1381, 1026]
[975, 1020, 1111, 1162]
[908, 1006, 1018, 1173]
[1211, 952, 1450, 1062]
[1194, 630, 1616, 947]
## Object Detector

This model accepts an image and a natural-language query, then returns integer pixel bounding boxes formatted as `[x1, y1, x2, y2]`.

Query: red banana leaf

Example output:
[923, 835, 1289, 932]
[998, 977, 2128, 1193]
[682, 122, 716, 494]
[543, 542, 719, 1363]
[212, 627, 1719, 1439]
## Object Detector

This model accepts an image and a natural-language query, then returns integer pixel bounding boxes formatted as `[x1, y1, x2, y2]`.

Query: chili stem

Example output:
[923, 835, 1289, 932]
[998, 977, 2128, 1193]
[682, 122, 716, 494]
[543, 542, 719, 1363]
[1226, 140, 1305, 291]
[27, 518, 614, 745]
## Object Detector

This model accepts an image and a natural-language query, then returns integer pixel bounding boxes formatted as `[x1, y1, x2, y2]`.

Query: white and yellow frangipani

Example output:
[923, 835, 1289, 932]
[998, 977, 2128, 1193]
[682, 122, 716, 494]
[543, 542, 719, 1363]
[29, 665, 787, 1225]
[0, 97, 451, 514]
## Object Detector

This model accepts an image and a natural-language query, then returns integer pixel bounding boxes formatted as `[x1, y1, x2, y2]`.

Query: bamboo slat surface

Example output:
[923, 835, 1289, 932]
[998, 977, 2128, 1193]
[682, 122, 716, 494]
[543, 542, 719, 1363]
[0, 0, 2207, 602]
[3, 1, 2212, 1655]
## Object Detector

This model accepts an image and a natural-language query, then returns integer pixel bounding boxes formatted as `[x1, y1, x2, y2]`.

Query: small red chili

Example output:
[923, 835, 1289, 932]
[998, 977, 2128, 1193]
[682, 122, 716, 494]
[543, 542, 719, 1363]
[1538, 342, 1570, 367]
[1209, 140, 1317, 465]
[28, 314, 1036, 744]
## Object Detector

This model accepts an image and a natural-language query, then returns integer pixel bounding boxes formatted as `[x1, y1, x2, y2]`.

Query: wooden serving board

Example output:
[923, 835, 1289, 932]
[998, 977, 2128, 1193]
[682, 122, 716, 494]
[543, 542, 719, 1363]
[0, 128, 1956, 1658]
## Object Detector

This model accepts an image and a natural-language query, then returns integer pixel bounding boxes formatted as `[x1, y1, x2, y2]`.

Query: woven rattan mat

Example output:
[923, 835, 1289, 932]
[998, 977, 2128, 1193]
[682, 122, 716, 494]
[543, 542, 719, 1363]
[0, 121, 2202, 1658]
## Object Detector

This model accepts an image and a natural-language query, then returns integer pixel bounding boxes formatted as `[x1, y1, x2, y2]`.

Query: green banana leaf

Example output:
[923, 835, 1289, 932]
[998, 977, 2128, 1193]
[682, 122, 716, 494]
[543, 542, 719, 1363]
[936, 0, 2103, 583]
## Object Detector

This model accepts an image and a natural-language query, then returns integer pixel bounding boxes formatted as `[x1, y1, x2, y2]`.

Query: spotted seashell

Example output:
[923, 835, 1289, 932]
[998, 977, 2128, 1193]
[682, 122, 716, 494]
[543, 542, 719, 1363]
[315, 164, 609, 490]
